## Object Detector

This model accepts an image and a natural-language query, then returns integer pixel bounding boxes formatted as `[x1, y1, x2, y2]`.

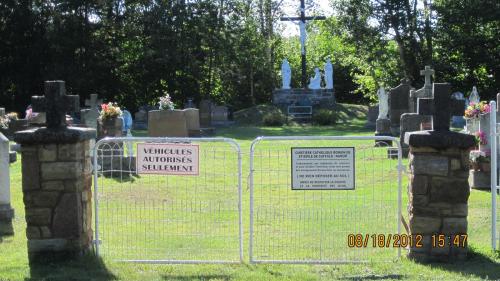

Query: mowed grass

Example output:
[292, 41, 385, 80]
[1, 115, 499, 280]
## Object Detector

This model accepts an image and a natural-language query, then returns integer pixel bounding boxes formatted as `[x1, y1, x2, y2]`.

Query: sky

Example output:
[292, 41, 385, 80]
[280, 0, 334, 36]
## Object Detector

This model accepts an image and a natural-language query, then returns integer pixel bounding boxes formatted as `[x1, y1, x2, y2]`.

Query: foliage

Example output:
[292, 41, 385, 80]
[312, 109, 337, 125]
[262, 111, 286, 126]
[158, 94, 175, 111]
[470, 150, 490, 164]
[100, 102, 122, 120]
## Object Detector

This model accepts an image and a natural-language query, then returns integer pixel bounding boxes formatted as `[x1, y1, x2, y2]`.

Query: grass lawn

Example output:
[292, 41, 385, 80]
[1, 111, 499, 280]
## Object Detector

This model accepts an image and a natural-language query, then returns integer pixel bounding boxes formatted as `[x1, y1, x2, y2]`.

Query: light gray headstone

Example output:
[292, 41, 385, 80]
[0, 108, 5, 117]
[0, 133, 11, 207]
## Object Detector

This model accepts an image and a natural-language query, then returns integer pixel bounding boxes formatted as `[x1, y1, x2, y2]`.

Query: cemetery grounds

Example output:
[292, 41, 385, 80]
[1, 105, 499, 281]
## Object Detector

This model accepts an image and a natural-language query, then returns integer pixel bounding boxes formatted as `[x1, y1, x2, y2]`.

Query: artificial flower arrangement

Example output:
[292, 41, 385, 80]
[464, 101, 491, 119]
[158, 93, 175, 110]
[469, 149, 491, 171]
[99, 102, 122, 120]
[0, 112, 19, 129]
[474, 130, 487, 146]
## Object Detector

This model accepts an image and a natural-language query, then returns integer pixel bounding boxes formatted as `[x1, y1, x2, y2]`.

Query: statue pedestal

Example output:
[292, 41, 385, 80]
[272, 89, 335, 107]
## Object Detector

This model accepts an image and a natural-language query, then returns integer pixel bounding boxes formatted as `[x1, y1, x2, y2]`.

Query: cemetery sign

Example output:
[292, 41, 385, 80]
[291, 147, 355, 190]
[137, 143, 199, 175]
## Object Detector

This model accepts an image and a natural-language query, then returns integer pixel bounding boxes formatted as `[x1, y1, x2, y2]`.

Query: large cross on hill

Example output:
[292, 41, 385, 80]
[281, 0, 325, 88]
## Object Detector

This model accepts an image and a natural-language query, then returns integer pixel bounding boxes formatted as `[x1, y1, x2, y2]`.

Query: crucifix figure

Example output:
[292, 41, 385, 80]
[417, 83, 465, 131]
[281, 0, 325, 88]
[31, 81, 80, 129]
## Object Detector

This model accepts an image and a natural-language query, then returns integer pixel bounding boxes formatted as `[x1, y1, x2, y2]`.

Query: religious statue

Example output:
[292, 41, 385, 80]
[377, 87, 389, 119]
[324, 59, 334, 89]
[469, 86, 480, 104]
[281, 59, 291, 89]
[308, 68, 321, 90]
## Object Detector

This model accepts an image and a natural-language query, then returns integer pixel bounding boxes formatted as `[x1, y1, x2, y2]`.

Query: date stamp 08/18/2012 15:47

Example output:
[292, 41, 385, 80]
[347, 234, 468, 248]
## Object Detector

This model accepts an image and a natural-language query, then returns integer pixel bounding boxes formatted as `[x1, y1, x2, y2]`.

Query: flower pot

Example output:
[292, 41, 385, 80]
[98, 117, 123, 139]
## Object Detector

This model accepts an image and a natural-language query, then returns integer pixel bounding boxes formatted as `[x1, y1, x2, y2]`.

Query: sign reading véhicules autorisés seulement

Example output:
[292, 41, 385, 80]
[291, 147, 355, 190]
[136, 143, 199, 175]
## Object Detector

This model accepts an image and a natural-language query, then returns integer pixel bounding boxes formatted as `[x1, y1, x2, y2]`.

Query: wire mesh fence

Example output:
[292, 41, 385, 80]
[93, 137, 242, 263]
[249, 136, 402, 263]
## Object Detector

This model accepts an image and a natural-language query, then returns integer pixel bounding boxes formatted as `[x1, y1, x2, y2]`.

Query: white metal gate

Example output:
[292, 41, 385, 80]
[489, 101, 500, 250]
[93, 137, 243, 263]
[249, 136, 403, 263]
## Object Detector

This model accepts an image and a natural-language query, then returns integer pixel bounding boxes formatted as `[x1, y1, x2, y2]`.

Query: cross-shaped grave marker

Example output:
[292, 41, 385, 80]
[31, 81, 80, 129]
[417, 83, 465, 131]
[85, 94, 102, 109]
[421, 65, 435, 88]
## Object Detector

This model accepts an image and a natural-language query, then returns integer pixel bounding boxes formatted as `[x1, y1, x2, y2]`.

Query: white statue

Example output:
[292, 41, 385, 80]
[308, 68, 321, 90]
[281, 59, 291, 89]
[324, 59, 334, 89]
[377, 87, 389, 119]
[469, 86, 480, 104]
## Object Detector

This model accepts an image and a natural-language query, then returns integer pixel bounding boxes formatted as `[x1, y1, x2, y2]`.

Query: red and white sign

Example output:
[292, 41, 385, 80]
[136, 143, 199, 175]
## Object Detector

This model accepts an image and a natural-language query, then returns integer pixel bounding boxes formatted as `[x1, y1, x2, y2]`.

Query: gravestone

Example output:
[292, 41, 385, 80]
[0, 132, 14, 235]
[409, 65, 434, 112]
[0, 108, 4, 117]
[404, 82, 474, 262]
[80, 94, 100, 129]
[14, 81, 95, 262]
[375, 87, 391, 146]
[366, 105, 378, 129]
[389, 79, 411, 135]
[133, 106, 149, 130]
[184, 108, 201, 137]
[148, 110, 188, 137]
[211, 106, 229, 125]
[199, 100, 213, 127]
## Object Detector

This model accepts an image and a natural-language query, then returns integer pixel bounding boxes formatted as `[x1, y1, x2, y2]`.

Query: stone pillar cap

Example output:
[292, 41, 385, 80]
[14, 127, 96, 145]
[404, 130, 475, 149]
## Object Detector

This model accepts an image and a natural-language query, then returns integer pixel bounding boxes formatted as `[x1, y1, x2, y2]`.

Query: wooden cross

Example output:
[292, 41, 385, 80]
[417, 83, 465, 131]
[281, 0, 326, 88]
[31, 81, 80, 129]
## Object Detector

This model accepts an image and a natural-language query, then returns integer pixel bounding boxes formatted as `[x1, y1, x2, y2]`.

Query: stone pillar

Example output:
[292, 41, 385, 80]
[14, 127, 95, 262]
[0, 132, 14, 235]
[405, 130, 475, 262]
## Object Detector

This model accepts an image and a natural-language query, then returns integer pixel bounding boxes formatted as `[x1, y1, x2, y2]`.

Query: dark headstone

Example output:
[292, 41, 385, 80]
[417, 83, 465, 131]
[389, 80, 411, 133]
[31, 81, 80, 129]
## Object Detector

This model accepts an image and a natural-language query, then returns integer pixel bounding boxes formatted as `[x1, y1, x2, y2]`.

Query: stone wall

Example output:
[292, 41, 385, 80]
[405, 131, 474, 262]
[20, 140, 93, 261]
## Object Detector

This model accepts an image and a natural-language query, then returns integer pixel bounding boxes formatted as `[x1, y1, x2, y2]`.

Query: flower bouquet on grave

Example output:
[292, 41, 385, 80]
[469, 149, 491, 172]
[158, 94, 175, 110]
[99, 102, 122, 121]
[464, 101, 491, 119]
[0, 112, 18, 129]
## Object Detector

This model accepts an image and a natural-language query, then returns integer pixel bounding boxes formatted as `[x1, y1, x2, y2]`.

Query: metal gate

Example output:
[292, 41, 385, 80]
[249, 136, 403, 263]
[489, 101, 500, 250]
[93, 137, 243, 263]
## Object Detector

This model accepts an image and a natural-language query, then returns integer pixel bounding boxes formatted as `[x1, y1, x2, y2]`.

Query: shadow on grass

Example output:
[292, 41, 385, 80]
[161, 274, 231, 281]
[26, 253, 117, 281]
[421, 248, 500, 280]
[341, 274, 404, 280]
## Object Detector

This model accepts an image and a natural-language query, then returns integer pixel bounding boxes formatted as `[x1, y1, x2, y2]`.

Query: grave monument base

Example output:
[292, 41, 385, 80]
[272, 89, 335, 107]
[375, 118, 392, 146]
[468, 170, 491, 190]
[0, 203, 14, 235]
